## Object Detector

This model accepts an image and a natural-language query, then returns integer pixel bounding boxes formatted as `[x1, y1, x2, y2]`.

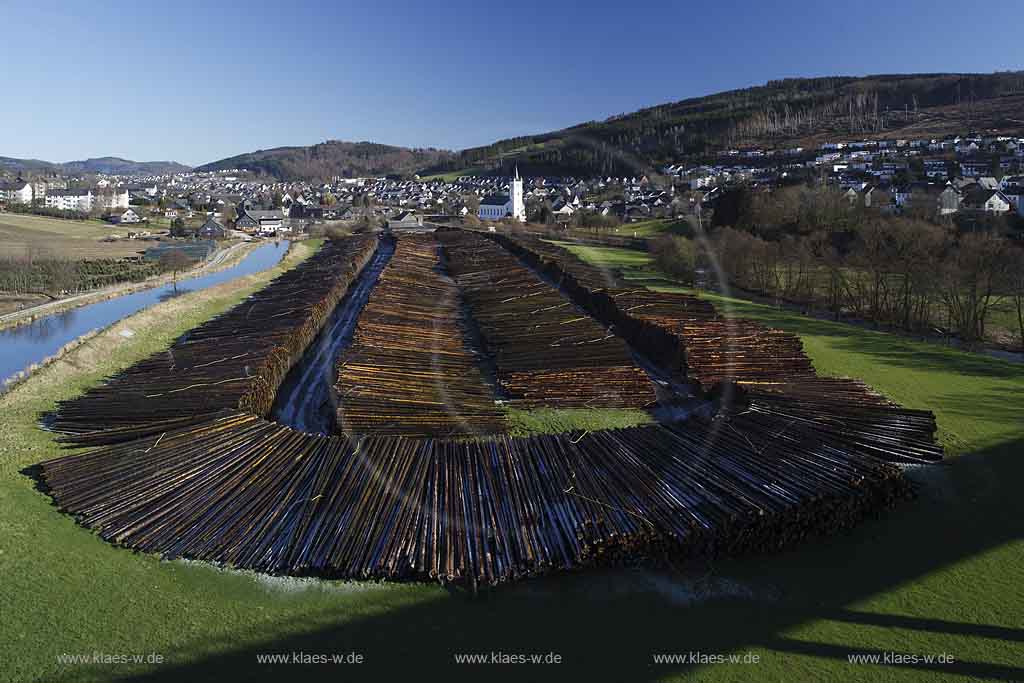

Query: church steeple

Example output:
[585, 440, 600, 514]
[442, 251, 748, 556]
[510, 165, 525, 222]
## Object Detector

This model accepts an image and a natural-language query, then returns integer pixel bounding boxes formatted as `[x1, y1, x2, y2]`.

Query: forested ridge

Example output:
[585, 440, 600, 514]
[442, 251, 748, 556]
[425, 72, 1024, 177]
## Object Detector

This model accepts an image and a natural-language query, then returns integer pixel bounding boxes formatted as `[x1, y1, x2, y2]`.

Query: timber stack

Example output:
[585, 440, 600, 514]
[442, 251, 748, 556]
[335, 234, 505, 436]
[50, 236, 378, 445]
[40, 407, 915, 586]
[438, 230, 656, 408]
[36, 229, 945, 589]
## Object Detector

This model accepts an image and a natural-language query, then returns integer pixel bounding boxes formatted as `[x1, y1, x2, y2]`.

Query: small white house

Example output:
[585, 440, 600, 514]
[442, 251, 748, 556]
[982, 191, 1012, 213]
[110, 208, 142, 224]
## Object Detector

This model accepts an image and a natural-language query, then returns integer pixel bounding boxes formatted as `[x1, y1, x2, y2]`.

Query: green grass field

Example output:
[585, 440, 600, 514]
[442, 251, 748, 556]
[609, 218, 692, 239]
[419, 168, 486, 182]
[0, 240, 1022, 682]
[504, 407, 652, 436]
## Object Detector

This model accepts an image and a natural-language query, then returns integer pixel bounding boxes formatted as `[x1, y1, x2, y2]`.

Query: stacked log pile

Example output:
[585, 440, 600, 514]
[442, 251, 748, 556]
[50, 236, 379, 445]
[494, 232, 942, 457]
[36, 228, 944, 588]
[335, 234, 505, 436]
[437, 230, 655, 408]
[40, 407, 913, 586]
[490, 233, 690, 373]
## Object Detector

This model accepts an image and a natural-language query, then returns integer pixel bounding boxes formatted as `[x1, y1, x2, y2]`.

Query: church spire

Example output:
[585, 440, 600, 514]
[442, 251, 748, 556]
[510, 164, 525, 222]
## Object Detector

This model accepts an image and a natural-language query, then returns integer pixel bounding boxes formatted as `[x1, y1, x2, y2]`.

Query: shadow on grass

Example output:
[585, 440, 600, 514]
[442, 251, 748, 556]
[41, 438, 1024, 683]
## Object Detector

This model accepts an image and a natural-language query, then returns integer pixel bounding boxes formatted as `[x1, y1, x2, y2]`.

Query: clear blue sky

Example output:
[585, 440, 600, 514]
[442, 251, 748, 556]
[2, 0, 1020, 166]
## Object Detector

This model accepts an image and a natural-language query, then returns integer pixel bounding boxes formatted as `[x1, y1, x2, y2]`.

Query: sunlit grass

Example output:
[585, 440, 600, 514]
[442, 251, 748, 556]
[504, 407, 653, 436]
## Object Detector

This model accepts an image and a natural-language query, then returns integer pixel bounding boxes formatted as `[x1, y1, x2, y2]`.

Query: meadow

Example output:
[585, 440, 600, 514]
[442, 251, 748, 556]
[0, 212, 148, 260]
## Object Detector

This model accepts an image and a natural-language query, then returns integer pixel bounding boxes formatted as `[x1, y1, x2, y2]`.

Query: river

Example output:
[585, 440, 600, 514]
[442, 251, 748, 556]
[0, 240, 291, 390]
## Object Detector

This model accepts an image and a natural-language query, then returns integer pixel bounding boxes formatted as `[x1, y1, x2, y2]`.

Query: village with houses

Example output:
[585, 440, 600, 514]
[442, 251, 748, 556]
[2, 130, 1023, 256]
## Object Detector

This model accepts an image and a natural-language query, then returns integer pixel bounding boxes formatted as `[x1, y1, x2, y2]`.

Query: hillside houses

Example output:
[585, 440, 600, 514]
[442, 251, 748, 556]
[962, 188, 1013, 214]
[198, 218, 227, 240]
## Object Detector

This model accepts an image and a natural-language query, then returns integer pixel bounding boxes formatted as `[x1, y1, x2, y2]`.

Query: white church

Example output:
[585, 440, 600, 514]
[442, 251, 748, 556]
[478, 167, 526, 222]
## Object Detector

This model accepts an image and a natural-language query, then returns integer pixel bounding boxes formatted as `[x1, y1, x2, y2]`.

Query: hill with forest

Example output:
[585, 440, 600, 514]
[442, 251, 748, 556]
[0, 156, 191, 176]
[421, 71, 1024, 178]
[196, 140, 454, 180]
[62, 157, 191, 175]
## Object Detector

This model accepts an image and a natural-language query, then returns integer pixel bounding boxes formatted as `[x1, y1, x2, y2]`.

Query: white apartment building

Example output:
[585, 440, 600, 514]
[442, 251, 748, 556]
[45, 189, 94, 212]
[96, 188, 130, 210]
[0, 180, 33, 204]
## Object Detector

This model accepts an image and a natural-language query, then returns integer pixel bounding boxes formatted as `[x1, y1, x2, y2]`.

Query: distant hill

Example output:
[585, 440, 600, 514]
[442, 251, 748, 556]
[61, 157, 191, 175]
[196, 140, 454, 181]
[0, 156, 56, 174]
[422, 71, 1024, 178]
[0, 155, 191, 176]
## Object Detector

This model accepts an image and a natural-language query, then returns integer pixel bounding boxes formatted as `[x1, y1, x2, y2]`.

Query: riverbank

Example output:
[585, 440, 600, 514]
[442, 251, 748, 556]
[0, 240, 307, 396]
[0, 240, 258, 331]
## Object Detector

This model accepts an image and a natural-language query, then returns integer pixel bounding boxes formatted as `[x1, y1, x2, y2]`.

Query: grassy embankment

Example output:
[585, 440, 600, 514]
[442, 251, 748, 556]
[575, 217, 691, 239]
[1, 236, 1022, 681]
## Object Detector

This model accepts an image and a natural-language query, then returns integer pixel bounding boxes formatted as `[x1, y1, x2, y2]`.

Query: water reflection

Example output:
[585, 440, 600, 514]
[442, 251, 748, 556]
[3, 308, 79, 341]
[158, 286, 194, 302]
[1, 241, 290, 389]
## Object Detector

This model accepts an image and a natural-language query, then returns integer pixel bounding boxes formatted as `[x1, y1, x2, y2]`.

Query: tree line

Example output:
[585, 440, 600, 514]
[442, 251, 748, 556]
[0, 255, 164, 296]
[661, 187, 1024, 347]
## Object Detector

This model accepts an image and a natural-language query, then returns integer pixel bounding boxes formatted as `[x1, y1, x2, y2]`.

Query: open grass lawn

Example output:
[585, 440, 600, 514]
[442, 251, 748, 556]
[504, 406, 653, 436]
[1, 241, 1022, 682]
[610, 218, 692, 239]
[549, 239, 662, 283]
[0, 213, 148, 260]
[419, 168, 486, 182]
